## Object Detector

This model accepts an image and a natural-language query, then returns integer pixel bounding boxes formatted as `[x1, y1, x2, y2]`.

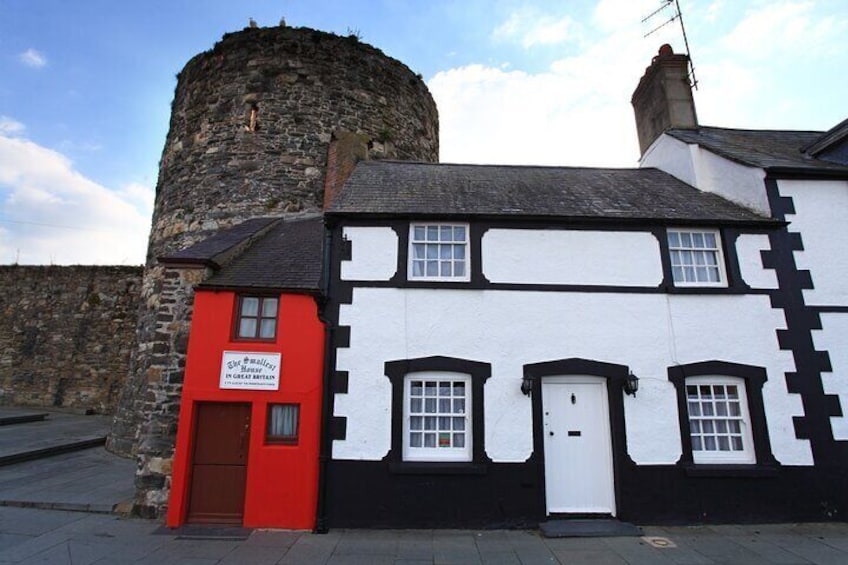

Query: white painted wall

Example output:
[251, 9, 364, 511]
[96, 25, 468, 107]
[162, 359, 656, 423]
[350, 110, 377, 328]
[482, 229, 663, 286]
[333, 287, 810, 466]
[642, 134, 770, 216]
[813, 313, 848, 441]
[779, 179, 848, 306]
[340, 227, 398, 281]
[736, 234, 778, 289]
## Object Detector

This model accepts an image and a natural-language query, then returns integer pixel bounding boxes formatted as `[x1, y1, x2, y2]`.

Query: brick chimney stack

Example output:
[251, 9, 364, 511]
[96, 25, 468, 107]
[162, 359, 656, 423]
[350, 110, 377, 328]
[631, 44, 698, 156]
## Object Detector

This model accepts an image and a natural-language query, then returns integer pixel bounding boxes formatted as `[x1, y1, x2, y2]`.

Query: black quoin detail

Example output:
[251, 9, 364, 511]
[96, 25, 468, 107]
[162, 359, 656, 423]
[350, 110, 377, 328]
[332, 371, 349, 394]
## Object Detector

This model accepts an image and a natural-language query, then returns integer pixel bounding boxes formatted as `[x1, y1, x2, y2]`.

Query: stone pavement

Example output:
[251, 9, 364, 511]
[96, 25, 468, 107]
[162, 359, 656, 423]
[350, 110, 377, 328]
[2, 407, 848, 563]
[1, 507, 848, 565]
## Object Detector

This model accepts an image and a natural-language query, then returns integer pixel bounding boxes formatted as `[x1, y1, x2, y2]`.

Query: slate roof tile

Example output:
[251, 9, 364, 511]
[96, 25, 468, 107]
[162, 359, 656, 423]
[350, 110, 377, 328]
[202, 215, 324, 292]
[327, 161, 773, 224]
[667, 126, 848, 173]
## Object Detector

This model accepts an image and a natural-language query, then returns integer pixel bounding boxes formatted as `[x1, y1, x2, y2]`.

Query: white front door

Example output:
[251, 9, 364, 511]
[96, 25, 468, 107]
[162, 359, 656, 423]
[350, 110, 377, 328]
[542, 376, 615, 515]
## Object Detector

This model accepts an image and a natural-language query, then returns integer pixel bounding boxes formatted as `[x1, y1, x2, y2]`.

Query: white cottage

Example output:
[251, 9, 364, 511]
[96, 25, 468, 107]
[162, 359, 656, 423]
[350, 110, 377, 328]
[318, 46, 848, 528]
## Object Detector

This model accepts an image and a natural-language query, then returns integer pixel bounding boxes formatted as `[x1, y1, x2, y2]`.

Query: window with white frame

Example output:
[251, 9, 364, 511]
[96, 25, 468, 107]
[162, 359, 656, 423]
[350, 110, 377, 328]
[403, 373, 471, 462]
[667, 229, 726, 286]
[409, 223, 469, 281]
[685, 376, 755, 464]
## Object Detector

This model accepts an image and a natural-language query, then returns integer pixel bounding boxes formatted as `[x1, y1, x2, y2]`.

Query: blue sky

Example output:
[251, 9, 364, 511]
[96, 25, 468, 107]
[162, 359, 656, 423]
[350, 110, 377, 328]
[1, 0, 846, 264]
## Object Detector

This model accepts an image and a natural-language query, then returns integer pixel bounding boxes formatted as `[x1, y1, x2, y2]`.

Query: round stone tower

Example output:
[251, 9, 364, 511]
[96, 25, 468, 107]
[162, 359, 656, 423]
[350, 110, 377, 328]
[108, 24, 439, 516]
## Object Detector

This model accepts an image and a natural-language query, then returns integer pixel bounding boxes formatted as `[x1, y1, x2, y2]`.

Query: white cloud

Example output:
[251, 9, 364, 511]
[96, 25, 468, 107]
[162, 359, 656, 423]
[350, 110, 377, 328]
[0, 127, 152, 265]
[722, 1, 848, 59]
[18, 48, 47, 68]
[433, 2, 684, 168]
[0, 116, 25, 136]
[493, 9, 579, 48]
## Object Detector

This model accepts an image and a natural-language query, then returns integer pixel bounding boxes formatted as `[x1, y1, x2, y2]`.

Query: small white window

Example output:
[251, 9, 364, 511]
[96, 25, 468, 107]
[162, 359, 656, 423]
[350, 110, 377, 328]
[667, 229, 726, 287]
[403, 373, 471, 462]
[686, 376, 755, 464]
[409, 223, 469, 281]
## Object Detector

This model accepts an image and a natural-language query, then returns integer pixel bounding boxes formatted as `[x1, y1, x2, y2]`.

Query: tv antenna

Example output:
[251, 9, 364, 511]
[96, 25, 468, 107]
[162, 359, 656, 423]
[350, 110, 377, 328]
[642, 0, 698, 90]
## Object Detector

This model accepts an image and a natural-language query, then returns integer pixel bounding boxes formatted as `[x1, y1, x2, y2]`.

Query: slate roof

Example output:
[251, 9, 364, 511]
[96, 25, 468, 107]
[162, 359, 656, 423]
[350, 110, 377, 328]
[327, 161, 774, 225]
[159, 217, 280, 267]
[667, 126, 848, 173]
[203, 215, 324, 292]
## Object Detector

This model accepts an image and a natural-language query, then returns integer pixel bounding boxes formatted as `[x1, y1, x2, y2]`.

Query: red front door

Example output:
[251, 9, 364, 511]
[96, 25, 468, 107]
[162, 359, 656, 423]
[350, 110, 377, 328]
[186, 402, 251, 524]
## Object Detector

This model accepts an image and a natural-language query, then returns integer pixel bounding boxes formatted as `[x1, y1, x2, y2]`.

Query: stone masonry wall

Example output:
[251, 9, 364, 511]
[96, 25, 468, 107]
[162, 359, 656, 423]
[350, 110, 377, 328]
[0, 266, 141, 414]
[108, 24, 439, 518]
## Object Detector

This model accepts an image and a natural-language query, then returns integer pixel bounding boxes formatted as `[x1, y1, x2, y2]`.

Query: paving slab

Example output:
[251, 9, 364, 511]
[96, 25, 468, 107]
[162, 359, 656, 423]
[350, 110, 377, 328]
[0, 409, 111, 466]
[0, 447, 134, 513]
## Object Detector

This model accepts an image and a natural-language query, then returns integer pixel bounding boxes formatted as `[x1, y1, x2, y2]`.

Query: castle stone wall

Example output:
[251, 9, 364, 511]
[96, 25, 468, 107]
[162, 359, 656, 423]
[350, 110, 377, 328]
[0, 266, 141, 414]
[108, 24, 439, 518]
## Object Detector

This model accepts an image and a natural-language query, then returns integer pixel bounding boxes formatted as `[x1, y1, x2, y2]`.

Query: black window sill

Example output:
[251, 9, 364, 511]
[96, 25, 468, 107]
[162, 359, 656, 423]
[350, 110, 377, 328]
[388, 462, 488, 475]
[681, 462, 779, 478]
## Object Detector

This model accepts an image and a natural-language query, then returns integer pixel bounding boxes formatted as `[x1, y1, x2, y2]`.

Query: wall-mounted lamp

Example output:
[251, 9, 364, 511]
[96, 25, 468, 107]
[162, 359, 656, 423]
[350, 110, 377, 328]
[521, 376, 533, 396]
[624, 372, 640, 396]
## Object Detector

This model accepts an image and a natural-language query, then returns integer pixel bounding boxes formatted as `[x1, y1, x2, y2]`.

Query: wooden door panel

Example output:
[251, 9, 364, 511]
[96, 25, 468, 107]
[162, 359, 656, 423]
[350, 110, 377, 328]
[192, 403, 250, 464]
[186, 402, 251, 524]
[186, 464, 248, 524]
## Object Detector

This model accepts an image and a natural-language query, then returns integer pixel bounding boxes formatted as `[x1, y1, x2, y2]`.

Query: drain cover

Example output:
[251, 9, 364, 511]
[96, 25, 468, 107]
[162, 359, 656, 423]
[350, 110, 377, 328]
[642, 536, 677, 548]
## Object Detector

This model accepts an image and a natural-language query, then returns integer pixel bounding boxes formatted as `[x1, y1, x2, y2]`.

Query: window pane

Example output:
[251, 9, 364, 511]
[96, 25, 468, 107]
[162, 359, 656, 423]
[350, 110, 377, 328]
[439, 432, 451, 447]
[692, 436, 702, 451]
[732, 436, 744, 450]
[414, 226, 425, 240]
[681, 232, 692, 247]
[424, 433, 436, 447]
[688, 401, 701, 416]
[261, 298, 278, 317]
[705, 233, 717, 247]
[410, 432, 422, 447]
[241, 297, 259, 316]
[454, 226, 466, 241]
[704, 436, 716, 451]
[267, 404, 298, 442]
[454, 262, 465, 277]
[425, 398, 436, 413]
[718, 436, 730, 451]
[693, 233, 704, 247]
[410, 398, 422, 413]
[440, 263, 451, 277]
[239, 318, 257, 338]
[259, 319, 276, 339]
[412, 260, 425, 276]
[668, 232, 680, 246]
[453, 417, 465, 431]
[440, 226, 453, 241]
[454, 245, 465, 259]
[453, 433, 465, 448]
[426, 226, 438, 241]
[453, 398, 465, 413]
[426, 245, 438, 259]
[413, 243, 426, 259]
[439, 399, 451, 412]
[440, 245, 452, 259]
[425, 382, 436, 395]
[424, 416, 436, 430]
[439, 382, 451, 396]
[410, 416, 422, 430]
[426, 261, 438, 276]
[411, 381, 423, 395]
[439, 417, 451, 430]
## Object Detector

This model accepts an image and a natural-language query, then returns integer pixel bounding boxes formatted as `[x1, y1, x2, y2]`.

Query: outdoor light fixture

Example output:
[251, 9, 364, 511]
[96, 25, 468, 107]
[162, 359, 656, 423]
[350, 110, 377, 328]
[521, 376, 533, 396]
[624, 372, 640, 396]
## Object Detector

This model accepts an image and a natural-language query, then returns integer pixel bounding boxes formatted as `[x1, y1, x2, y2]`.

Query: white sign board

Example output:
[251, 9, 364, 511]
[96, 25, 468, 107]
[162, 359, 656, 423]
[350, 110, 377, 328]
[220, 351, 281, 390]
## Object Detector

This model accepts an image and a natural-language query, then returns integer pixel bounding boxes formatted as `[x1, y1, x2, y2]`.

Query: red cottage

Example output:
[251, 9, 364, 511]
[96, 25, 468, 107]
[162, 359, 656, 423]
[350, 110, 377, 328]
[164, 216, 325, 529]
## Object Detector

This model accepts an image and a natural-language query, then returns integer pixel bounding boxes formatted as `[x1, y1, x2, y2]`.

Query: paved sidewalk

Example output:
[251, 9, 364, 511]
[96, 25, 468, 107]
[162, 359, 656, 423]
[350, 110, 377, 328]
[2, 506, 848, 564]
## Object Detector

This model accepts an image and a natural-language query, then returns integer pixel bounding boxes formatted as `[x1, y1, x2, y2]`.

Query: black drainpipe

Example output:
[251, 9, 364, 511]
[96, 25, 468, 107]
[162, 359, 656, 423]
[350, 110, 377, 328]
[314, 218, 335, 534]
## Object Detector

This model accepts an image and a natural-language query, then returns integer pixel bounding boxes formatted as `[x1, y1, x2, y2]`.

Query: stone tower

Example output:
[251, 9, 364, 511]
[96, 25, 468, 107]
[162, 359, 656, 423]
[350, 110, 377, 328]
[108, 24, 439, 517]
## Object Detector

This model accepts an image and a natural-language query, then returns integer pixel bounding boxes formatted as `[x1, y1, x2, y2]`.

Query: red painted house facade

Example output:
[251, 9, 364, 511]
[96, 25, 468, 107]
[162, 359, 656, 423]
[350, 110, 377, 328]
[164, 216, 325, 529]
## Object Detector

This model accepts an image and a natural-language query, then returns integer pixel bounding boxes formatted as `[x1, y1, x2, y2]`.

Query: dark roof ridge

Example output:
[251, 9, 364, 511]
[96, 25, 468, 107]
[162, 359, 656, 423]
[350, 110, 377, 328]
[670, 124, 826, 135]
[360, 160, 647, 173]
